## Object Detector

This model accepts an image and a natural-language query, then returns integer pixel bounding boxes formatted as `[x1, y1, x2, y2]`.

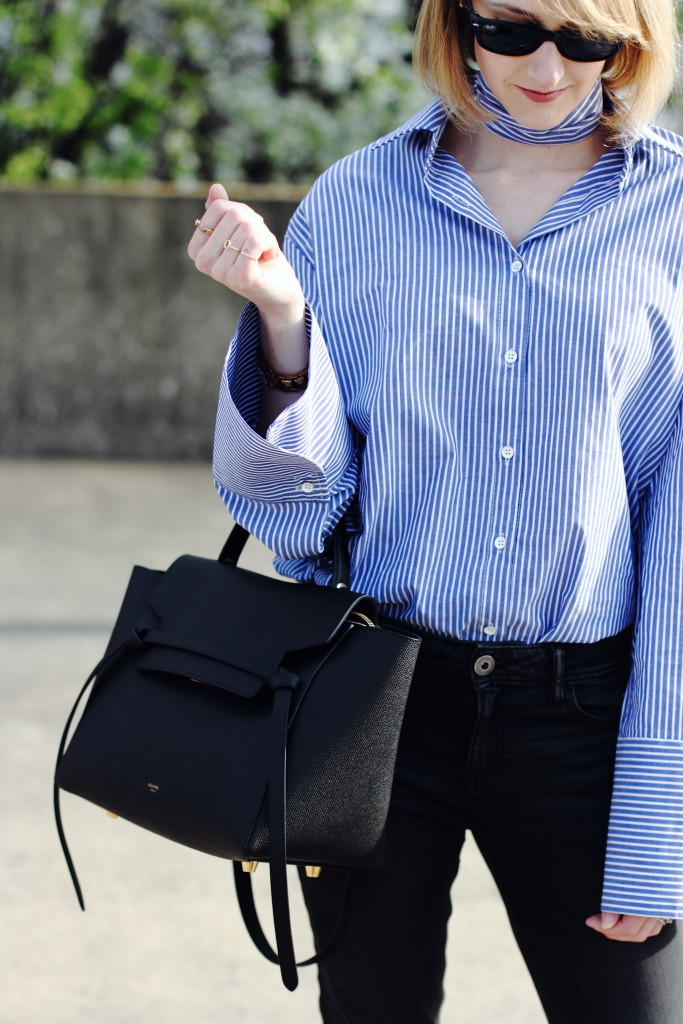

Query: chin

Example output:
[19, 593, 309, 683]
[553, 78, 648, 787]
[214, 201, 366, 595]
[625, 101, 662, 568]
[507, 103, 572, 131]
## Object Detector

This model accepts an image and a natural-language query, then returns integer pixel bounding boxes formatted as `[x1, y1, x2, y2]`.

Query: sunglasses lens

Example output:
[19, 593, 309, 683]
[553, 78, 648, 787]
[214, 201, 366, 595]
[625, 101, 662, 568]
[471, 12, 623, 63]
[476, 21, 538, 56]
[557, 33, 620, 61]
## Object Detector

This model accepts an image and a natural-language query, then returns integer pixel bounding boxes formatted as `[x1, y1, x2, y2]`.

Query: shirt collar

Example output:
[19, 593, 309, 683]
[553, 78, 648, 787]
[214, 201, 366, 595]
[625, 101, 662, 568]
[372, 101, 670, 242]
[374, 100, 681, 180]
[369, 99, 449, 153]
[371, 98, 640, 180]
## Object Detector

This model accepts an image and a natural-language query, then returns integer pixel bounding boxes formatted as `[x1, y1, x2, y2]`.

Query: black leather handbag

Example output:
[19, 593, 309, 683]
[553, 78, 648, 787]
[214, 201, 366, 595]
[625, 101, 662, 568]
[54, 523, 421, 990]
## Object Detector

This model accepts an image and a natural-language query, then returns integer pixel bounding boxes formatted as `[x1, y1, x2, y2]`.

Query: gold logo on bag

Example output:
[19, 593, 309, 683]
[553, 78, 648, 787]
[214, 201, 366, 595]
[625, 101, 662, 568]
[147, 783, 160, 793]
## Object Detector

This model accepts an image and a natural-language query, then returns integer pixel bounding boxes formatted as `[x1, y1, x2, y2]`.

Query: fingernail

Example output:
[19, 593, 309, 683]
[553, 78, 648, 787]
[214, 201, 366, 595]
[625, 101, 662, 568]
[602, 912, 619, 929]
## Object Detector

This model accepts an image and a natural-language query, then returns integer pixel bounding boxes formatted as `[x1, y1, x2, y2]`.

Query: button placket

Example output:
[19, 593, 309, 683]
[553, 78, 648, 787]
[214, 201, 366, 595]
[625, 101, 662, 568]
[491, 252, 525, 556]
[478, 243, 528, 637]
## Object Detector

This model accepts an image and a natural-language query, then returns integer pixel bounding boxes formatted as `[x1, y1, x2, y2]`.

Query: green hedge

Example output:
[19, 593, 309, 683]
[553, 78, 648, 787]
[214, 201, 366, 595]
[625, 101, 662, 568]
[1, 0, 680, 186]
[0, 0, 426, 185]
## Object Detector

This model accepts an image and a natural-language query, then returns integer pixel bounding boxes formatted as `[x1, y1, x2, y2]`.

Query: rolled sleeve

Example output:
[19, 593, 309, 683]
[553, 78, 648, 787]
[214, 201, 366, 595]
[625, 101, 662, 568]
[212, 301, 358, 561]
[602, 401, 683, 918]
[602, 738, 683, 917]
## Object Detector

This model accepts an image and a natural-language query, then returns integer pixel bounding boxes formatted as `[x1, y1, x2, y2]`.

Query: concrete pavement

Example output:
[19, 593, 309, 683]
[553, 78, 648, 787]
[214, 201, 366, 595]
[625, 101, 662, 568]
[0, 459, 545, 1024]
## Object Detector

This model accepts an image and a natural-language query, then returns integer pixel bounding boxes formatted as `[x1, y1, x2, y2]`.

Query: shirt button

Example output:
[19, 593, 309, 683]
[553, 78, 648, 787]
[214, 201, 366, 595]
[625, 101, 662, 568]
[504, 350, 518, 365]
[483, 625, 497, 636]
[511, 259, 523, 273]
[494, 535, 507, 550]
[501, 445, 514, 460]
[300, 481, 315, 494]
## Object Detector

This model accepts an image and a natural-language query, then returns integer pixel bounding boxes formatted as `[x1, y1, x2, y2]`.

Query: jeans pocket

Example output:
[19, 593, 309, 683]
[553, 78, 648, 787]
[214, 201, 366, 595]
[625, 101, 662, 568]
[564, 676, 628, 727]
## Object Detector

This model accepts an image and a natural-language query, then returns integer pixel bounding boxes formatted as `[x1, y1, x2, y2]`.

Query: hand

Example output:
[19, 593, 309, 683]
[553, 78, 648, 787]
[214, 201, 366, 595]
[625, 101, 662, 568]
[585, 911, 671, 942]
[188, 183, 305, 324]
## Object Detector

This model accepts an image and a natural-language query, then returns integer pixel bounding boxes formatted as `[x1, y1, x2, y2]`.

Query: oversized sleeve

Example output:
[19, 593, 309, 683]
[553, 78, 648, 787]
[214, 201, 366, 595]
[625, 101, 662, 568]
[602, 399, 683, 918]
[212, 210, 359, 566]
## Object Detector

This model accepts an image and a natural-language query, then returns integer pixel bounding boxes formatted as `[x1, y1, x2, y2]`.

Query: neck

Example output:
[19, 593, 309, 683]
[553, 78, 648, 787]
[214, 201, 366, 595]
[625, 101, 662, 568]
[473, 71, 605, 147]
[446, 123, 609, 175]
[444, 71, 610, 174]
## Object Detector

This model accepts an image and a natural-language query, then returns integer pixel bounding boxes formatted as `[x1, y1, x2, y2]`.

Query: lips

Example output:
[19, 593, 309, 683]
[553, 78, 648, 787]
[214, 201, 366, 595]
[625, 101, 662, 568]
[516, 86, 568, 103]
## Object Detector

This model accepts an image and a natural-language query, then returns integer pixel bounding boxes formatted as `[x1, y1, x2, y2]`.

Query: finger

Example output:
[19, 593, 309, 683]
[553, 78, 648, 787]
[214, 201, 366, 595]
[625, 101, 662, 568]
[607, 923, 658, 942]
[192, 218, 265, 278]
[608, 917, 649, 941]
[585, 911, 620, 932]
[218, 217, 279, 259]
[586, 913, 662, 942]
[188, 215, 217, 260]
[198, 200, 264, 242]
[218, 222, 279, 267]
[189, 199, 237, 259]
[211, 200, 275, 259]
[205, 182, 229, 210]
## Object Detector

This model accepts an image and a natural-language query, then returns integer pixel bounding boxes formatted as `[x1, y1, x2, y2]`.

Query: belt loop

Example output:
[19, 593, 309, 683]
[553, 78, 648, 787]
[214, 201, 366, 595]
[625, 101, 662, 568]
[552, 645, 565, 705]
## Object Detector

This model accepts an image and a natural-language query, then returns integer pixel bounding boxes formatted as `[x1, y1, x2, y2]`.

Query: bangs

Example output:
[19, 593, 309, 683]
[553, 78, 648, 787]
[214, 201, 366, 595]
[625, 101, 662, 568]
[542, 0, 649, 42]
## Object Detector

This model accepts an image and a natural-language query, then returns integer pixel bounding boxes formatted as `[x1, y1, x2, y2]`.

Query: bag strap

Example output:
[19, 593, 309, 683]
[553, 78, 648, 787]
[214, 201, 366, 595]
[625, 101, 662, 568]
[234, 667, 352, 990]
[54, 641, 133, 910]
[267, 670, 300, 989]
[218, 522, 249, 565]
[219, 519, 351, 590]
[331, 520, 350, 589]
[220, 521, 353, 989]
[232, 855, 350, 968]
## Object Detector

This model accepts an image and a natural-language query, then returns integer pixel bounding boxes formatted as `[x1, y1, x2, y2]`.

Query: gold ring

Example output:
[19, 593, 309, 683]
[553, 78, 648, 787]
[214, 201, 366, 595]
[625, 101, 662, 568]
[194, 219, 213, 234]
[223, 239, 259, 261]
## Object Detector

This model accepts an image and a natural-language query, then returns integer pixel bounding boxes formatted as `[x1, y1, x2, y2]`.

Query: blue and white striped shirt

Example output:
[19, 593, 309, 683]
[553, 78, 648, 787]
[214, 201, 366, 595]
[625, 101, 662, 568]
[214, 100, 683, 918]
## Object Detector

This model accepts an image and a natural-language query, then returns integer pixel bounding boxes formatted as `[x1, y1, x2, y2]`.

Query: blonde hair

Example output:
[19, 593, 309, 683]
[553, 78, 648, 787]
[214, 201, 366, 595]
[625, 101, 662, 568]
[413, 0, 679, 143]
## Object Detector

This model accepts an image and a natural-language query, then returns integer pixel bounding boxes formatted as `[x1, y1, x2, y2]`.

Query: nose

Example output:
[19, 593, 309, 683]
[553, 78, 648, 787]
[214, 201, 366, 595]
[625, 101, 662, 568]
[524, 40, 566, 88]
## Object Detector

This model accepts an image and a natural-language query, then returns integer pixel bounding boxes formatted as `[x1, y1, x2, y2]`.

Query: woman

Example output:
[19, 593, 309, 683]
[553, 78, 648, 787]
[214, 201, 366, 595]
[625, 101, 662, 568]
[188, 0, 683, 1018]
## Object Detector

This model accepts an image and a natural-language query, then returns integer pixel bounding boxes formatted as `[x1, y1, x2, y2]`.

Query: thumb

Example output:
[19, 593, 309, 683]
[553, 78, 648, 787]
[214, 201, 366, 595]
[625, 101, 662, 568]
[206, 182, 229, 208]
[586, 911, 620, 931]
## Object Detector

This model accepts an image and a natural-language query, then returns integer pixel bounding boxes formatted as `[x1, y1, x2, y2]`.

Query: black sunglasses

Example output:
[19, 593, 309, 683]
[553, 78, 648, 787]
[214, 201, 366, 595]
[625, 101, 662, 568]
[462, 0, 623, 62]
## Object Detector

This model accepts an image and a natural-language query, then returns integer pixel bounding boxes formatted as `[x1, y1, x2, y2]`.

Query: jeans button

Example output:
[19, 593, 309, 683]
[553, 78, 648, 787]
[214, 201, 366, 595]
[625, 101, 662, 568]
[474, 655, 496, 676]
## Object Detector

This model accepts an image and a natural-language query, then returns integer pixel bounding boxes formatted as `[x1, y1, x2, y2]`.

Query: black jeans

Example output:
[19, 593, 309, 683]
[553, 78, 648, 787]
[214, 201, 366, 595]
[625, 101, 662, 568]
[300, 629, 682, 1023]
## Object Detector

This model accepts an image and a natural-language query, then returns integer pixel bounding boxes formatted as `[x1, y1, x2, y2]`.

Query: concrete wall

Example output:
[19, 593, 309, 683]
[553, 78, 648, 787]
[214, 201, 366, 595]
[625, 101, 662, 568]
[0, 185, 303, 459]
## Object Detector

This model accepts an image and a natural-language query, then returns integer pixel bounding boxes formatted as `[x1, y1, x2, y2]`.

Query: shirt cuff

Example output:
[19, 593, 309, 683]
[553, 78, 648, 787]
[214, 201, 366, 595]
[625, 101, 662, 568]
[602, 736, 683, 918]
[213, 302, 355, 504]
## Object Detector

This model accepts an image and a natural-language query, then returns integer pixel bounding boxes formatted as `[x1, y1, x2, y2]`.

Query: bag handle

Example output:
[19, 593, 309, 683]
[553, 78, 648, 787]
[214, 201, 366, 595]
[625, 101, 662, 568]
[232, 851, 350, 971]
[232, 662, 352, 990]
[219, 519, 351, 590]
[221, 519, 353, 989]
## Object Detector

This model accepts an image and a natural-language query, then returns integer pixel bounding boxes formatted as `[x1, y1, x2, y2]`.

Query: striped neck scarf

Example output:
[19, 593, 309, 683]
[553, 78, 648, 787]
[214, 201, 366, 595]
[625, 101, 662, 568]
[473, 71, 605, 145]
